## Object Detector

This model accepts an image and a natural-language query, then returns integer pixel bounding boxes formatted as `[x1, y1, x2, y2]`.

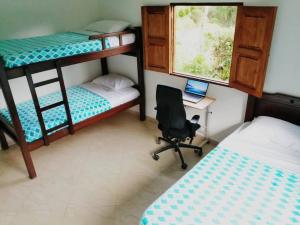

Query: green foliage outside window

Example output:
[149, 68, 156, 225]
[208, 6, 237, 27]
[177, 6, 205, 24]
[211, 35, 233, 81]
[183, 55, 209, 76]
[174, 6, 237, 82]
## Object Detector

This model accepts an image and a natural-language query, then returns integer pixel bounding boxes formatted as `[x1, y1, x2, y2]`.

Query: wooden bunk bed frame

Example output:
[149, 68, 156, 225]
[0, 27, 145, 179]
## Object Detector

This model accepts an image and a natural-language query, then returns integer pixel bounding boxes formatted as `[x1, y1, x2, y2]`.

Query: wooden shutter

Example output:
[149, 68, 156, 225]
[142, 6, 171, 73]
[230, 6, 277, 97]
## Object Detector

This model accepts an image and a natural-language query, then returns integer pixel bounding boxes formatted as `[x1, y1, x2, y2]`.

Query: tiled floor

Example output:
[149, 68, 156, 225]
[0, 111, 215, 225]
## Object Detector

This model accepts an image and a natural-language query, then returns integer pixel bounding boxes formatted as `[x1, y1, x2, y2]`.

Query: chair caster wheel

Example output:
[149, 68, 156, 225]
[194, 148, 203, 156]
[155, 137, 161, 144]
[152, 154, 159, 161]
[181, 163, 188, 170]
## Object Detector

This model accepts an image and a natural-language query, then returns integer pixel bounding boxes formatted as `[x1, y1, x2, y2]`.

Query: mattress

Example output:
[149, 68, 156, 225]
[0, 31, 135, 69]
[0, 84, 139, 143]
[140, 121, 300, 225]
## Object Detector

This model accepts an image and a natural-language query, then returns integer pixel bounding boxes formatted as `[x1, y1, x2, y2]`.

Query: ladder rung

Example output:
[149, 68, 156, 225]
[46, 122, 69, 133]
[25, 64, 74, 144]
[40, 101, 65, 112]
[34, 78, 59, 88]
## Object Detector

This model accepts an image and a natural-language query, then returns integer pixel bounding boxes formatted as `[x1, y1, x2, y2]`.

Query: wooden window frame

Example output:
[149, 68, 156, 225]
[142, 6, 172, 74]
[142, 4, 276, 96]
[170, 2, 243, 87]
[229, 6, 277, 97]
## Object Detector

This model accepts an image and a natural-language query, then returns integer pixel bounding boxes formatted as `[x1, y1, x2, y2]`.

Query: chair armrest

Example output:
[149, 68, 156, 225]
[190, 115, 200, 124]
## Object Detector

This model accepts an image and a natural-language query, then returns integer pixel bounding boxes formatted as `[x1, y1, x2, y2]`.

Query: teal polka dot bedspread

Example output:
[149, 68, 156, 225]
[0, 32, 110, 68]
[141, 147, 300, 225]
[0, 86, 111, 143]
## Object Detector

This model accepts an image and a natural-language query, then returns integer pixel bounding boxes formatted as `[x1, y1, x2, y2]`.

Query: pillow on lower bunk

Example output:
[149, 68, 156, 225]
[92, 73, 134, 90]
[85, 20, 130, 33]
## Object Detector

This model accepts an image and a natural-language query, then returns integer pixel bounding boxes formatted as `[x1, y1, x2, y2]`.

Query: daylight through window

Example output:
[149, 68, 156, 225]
[173, 5, 238, 83]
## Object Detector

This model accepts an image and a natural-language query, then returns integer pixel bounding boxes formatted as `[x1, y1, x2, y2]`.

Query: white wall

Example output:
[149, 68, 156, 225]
[99, 0, 300, 141]
[0, 0, 299, 142]
[0, 0, 104, 106]
[0, 0, 102, 39]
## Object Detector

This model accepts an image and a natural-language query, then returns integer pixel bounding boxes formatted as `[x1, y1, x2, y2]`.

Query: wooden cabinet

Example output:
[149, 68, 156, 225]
[142, 6, 172, 73]
[230, 6, 277, 97]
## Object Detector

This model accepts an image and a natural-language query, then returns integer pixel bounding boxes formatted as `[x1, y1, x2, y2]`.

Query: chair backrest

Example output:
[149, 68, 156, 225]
[156, 85, 186, 130]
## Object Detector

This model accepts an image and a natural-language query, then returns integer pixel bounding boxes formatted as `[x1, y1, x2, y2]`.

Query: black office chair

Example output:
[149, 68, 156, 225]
[152, 85, 203, 169]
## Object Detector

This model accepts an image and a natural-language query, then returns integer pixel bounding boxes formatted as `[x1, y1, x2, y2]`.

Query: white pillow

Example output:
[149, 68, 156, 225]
[239, 116, 300, 151]
[85, 20, 130, 33]
[92, 74, 134, 90]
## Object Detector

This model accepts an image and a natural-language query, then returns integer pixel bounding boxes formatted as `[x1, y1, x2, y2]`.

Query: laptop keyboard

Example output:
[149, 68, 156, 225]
[183, 93, 204, 103]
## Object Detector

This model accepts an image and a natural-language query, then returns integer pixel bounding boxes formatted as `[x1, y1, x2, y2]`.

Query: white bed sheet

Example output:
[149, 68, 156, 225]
[73, 29, 135, 47]
[104, 33, 135, 47]
[219, 121, 300, 173]
[80, 82, 140, 108]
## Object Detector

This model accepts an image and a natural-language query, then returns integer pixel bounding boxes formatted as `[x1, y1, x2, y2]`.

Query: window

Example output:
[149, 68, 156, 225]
[173, 5, 238, 84]
[142, 5, 277, 97]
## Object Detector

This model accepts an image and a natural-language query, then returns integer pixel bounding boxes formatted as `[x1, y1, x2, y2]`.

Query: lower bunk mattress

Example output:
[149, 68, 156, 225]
[0, 84, 139, 143]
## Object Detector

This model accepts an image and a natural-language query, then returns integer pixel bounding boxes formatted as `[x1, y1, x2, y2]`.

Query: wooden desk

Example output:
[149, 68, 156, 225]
[183, 97, 216, 147]
[183, 97, 215, 110]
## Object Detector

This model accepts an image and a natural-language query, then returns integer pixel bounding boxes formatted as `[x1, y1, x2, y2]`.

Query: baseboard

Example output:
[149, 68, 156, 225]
[207, 138, 219, 146]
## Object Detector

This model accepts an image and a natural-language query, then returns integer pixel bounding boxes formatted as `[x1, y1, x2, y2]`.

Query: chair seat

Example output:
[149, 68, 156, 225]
[159, 121, 200, 139]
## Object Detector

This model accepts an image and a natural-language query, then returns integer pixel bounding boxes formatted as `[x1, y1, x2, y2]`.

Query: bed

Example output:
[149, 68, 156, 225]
[0, 81, 139, 143]
[140, 93, 300, 225]
[0, 31, 135, 69]
[0, 24, 145, 179]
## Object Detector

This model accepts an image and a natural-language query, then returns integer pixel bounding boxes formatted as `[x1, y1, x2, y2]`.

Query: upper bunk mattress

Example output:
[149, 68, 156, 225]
[0, 32, 135, 69]
[0, 85, 139, 143]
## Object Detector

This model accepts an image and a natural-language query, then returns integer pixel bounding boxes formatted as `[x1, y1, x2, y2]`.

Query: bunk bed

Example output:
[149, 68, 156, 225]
[0, 27, 145, 179]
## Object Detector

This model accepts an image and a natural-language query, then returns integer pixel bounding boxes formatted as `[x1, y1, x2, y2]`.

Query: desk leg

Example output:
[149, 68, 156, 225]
[199, 106, 209, 148]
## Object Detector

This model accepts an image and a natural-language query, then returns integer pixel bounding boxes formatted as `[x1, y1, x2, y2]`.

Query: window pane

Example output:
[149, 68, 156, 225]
[173, 6, 237, 83]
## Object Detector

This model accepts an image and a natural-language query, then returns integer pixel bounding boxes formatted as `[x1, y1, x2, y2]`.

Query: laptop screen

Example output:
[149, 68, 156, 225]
[185, 79, 209, 97]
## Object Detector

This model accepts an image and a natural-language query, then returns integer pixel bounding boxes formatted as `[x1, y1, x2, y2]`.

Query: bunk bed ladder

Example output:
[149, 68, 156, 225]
[25, 62, 74, 145]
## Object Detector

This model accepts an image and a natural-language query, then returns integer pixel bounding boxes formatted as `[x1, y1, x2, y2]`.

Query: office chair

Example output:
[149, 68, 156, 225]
[152, 85, 203, 169]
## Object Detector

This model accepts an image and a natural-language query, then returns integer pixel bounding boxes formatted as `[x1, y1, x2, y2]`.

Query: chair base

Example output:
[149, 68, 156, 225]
[152, 137, 203, 169]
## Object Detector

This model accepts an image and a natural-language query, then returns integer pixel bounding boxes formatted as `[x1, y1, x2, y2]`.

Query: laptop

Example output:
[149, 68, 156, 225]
[182, 79, 209, 103]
